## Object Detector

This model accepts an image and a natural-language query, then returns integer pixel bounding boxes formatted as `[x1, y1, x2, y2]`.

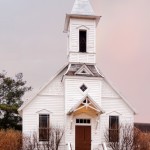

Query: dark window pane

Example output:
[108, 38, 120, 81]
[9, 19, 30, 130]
[109, 129, 119, 142]
[80, 119, 83, 123]
[39, 114, 49, 141]
[76, 119, 90, 124]
[87, 119, 90, 124]
[110, 116, 119, 129]
[39, 115, 49, 128]
[79, 30, 86, 52]
[76, 119, 79, 123]
[109, 116, 119, 142]
[39, 128, 50, 141]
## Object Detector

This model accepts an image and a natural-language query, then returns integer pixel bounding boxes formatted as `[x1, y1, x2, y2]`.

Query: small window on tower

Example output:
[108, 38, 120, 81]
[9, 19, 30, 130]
[79, 30, 86, 52]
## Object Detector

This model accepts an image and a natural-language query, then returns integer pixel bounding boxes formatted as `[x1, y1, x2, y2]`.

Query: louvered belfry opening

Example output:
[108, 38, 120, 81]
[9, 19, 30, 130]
[79, 30, 86, 52]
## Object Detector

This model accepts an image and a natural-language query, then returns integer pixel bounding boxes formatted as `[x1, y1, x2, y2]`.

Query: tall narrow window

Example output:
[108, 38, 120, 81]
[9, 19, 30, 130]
[79, 30, 86, 52]
[39, 114, 49, 141]
[109, 116, 119, 142]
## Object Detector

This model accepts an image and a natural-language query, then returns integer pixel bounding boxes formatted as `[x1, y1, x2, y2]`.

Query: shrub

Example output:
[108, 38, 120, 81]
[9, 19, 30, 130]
[0, 129, 22, 150]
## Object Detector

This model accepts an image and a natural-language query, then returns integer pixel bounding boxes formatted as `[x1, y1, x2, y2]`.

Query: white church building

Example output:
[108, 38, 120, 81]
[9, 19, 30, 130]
[19, 0, 136, 149]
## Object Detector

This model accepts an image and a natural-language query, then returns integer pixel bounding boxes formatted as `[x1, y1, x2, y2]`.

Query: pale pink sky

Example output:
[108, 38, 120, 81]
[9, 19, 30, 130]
[0, 0, 150, 123]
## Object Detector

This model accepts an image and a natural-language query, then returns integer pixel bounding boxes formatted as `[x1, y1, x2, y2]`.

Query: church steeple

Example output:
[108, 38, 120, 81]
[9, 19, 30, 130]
[64, 0, 101, 64]
[71, 0, 94, 15]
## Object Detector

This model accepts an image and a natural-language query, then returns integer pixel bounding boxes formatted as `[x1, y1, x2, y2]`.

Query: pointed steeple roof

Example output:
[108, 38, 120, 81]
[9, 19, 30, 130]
[71, 0, 94, 15]
[63, 0, 101, 32]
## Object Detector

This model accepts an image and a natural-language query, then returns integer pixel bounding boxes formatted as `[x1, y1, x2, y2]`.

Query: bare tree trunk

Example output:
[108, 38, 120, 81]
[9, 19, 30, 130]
[104, 123, 150, 150]
[23, 125, 64, 150]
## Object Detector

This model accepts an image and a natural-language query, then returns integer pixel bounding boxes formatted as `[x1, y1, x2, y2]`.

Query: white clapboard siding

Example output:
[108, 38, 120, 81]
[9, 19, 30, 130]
[102, 80, 120, 98]
[68, 18, 96, 63]
[69, 52, 96, 64]
[39, 68, 66, 96]
[100, 114, 134, 144]
[69, 18, 96, 53]
[100, 79, 134, 144]
[23, 96, 65, 135]
[100, 98, 134, 142]
[65, 77, 101, 113]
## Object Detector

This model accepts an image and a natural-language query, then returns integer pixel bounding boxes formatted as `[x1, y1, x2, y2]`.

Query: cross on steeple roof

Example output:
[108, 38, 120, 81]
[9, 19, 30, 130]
[71, 0, 95, 15]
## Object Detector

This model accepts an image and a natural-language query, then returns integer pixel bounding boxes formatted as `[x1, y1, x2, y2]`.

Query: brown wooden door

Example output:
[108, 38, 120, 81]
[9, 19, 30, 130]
[75, 126, 91, 150]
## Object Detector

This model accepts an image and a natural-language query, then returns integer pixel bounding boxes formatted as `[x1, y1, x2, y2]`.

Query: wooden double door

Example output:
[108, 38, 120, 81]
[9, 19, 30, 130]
[75, 126, 91, 150]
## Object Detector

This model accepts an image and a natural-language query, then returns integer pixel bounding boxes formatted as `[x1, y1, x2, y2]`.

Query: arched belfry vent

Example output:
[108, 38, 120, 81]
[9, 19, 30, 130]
[65, 64, 103, 77]
[67, 95, 105, 115]
[80, 84, 87, 92]
[71, 0, 95, 15]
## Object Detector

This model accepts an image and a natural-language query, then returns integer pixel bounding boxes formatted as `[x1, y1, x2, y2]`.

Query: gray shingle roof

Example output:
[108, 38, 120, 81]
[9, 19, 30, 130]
[65, 63, 103, 77]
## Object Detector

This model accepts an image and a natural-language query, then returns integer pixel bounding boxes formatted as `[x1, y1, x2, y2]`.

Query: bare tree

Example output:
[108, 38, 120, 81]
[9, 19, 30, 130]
[44, 126, 64, 150]
[23, 133, 40, 150]
[104, 124, 150, 150]
[23, 125, 64, 150]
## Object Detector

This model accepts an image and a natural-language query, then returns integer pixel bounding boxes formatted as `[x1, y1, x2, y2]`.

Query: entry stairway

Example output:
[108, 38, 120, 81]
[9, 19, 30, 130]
[101, 142, 108, 150]
[67, 142, 108, 150]
[67, 142, 72, 150]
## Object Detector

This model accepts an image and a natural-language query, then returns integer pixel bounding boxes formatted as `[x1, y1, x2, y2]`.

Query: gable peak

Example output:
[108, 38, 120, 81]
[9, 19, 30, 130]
[71, 0, 95, 15]
[67, 95, 105, 115]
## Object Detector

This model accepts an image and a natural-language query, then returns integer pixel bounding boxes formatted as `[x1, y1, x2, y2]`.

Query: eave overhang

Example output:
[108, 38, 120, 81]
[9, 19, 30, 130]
[67, 94, 105, 115]
[18, 63, 69, 116]
[64, 14, 101, 32]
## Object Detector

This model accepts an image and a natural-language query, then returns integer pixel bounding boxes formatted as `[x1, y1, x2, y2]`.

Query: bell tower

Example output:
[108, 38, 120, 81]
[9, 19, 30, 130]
[64, 0, 101, 64]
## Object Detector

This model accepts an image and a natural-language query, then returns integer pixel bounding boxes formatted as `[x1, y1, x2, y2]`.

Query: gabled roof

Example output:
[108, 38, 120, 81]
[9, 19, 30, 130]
[18, 63, 137, 116]
[104, 78, 137, 115]
[95, 66, 137, 115]
[64, 14, 101, 32]
[18, 63, 68, 114]
[67, 94, 105, 115]
[71, 0, 94, 15]
[64, 0, 100, 33]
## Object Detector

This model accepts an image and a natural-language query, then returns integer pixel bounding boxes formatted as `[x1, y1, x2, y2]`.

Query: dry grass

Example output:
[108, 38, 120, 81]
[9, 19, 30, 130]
[0, 127, 149, 150]
[0, 129, 22, 150]
[0, 126, 64, 150]
[136, 131, 150, 150]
